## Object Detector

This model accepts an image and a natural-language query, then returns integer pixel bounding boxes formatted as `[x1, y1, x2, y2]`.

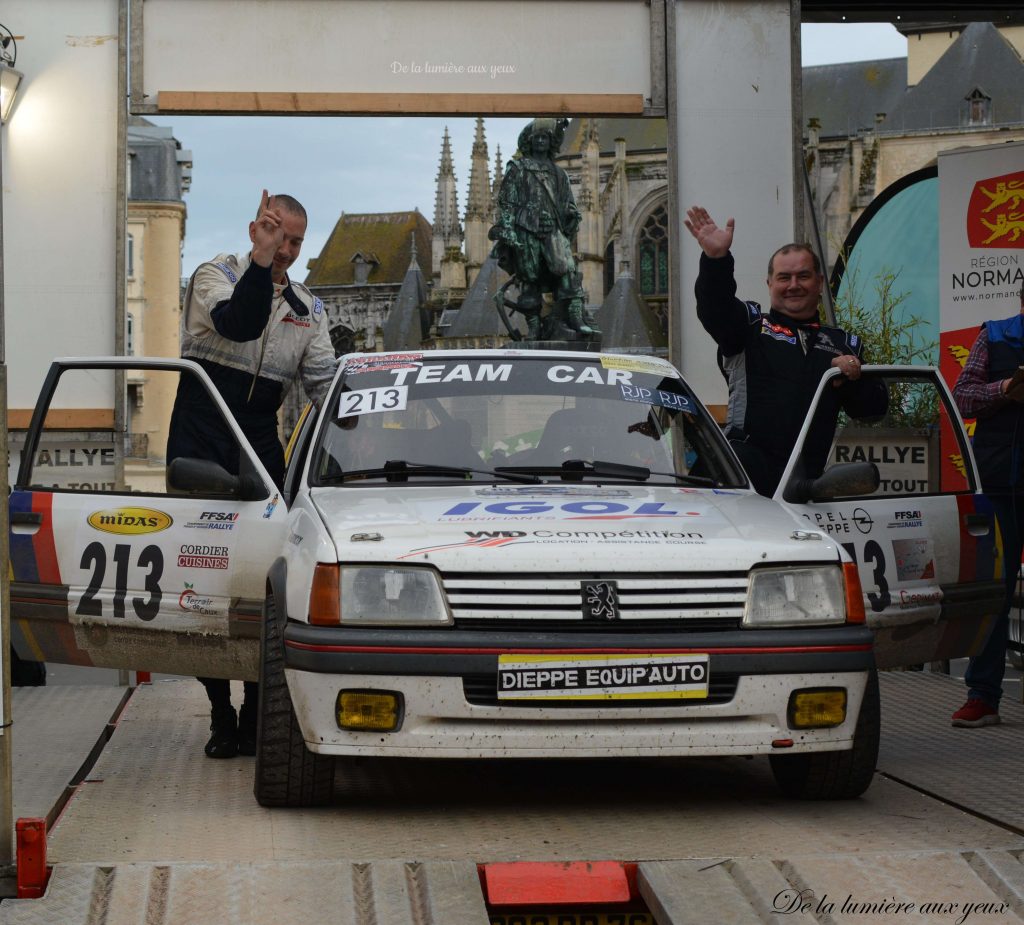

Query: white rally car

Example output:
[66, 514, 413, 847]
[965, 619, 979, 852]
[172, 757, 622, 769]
[8, 351, 1003, 806]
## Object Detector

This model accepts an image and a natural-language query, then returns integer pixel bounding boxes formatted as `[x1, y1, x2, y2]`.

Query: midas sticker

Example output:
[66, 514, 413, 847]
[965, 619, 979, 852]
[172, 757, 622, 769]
[88, 507, 172, 534]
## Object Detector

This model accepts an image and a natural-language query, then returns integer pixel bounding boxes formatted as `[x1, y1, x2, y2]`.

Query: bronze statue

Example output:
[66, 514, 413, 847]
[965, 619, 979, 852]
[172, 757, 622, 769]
[489, 118, 599, 340]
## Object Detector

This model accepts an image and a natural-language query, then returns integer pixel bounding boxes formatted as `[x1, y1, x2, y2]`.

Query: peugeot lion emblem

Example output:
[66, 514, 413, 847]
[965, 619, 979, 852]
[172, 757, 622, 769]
[582, 580, 619, 620]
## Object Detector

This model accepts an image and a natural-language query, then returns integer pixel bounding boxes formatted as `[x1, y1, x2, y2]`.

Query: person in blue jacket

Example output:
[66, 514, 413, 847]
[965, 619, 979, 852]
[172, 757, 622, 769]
[951, 283, 1024, 727]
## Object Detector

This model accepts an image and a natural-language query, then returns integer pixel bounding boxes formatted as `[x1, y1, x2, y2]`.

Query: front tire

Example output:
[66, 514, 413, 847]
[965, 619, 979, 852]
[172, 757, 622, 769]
[253, 596, 334, 807]
[769, 669, 880, 800]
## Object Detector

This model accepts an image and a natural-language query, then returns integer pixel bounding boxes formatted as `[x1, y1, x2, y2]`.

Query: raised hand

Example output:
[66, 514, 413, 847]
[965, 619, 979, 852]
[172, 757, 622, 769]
[684, 206, 735, 258]
[250, 188, 285, 268]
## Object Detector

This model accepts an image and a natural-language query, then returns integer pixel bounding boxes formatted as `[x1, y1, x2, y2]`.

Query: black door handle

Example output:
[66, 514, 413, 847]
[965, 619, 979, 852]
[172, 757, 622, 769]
[963, 512, 991, 536]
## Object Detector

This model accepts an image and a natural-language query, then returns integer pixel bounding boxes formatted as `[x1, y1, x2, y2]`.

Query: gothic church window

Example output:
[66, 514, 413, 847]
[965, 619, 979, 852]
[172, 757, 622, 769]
[638, 204, 669, 297]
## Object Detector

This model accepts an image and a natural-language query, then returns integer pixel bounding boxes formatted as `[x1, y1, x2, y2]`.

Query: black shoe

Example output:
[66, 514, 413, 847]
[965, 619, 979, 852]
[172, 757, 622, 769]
[204, 705, 238, 759]
[237, 703, 257, 757]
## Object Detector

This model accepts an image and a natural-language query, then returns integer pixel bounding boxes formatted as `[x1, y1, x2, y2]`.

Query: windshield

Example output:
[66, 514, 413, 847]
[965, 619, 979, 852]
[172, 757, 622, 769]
[309, 353, 746, 487]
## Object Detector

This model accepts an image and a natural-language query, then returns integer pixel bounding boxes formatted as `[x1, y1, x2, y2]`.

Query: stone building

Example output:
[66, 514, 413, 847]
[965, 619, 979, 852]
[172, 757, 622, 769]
[286, 210, 432, 432]
[307, 23, 1024, 363]
[805, 21, 1024, 270]
[304, 210, 432, 355]
[429, 116, 666, 353]
[551, 22, 1024, 327]
[123, 116, 191, 487]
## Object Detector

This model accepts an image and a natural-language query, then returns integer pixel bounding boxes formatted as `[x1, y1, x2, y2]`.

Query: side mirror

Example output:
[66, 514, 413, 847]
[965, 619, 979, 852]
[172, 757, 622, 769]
[788, 462, 880, 503]
[166, 458, 269, 501]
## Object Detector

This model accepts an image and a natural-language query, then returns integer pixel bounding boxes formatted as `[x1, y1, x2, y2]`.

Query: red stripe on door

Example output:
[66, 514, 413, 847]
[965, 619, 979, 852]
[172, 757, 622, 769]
[31, 494, 62, 585]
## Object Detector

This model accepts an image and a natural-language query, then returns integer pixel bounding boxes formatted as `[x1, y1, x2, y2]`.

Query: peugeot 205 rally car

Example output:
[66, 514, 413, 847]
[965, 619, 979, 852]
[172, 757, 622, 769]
[8, 351, 1003, 806]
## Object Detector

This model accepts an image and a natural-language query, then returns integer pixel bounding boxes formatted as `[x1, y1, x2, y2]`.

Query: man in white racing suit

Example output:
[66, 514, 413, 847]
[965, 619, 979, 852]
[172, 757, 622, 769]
[167, 190, 336, 759]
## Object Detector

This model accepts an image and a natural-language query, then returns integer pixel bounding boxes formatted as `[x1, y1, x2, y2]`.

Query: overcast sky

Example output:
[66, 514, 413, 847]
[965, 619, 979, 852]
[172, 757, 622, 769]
[152, 22, 908, 278]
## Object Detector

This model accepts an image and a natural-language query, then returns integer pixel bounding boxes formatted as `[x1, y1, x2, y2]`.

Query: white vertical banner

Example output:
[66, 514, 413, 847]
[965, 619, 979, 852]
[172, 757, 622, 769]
[938, 141, 1024, 343]
[937, 140, 1024, 492]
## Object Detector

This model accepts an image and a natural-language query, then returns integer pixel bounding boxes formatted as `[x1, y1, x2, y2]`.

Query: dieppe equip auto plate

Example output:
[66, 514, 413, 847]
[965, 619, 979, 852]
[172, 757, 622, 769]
[497, 652, 709, 701]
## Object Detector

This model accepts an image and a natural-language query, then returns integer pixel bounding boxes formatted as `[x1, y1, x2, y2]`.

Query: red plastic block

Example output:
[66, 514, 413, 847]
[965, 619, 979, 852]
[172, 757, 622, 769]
[15, 817, 49, 899]
[483, 861, 631, 905]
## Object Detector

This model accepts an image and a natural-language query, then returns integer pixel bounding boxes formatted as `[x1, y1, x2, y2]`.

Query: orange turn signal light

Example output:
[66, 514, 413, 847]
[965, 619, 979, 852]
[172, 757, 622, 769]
[309, 563, 341, 626]
[843, 561, 865, 624]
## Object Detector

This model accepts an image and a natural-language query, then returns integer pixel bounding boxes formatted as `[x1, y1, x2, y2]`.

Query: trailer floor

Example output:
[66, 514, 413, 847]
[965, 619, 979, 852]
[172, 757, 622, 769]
[2, 672, 1022, 923]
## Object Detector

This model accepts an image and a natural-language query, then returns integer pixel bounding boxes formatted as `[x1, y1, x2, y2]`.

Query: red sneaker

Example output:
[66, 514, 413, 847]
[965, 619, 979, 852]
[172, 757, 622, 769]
[951, 698, 1000, 727]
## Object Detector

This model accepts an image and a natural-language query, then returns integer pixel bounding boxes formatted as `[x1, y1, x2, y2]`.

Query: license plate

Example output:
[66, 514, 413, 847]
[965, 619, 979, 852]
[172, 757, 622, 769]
[497, 652, 709, 701]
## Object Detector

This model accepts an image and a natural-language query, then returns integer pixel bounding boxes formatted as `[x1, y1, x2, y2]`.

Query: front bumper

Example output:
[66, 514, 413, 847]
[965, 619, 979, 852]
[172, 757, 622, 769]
[283, 623, 873, 758]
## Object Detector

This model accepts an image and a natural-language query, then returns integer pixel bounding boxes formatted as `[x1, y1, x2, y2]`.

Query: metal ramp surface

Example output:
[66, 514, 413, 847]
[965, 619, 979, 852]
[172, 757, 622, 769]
[877, 669, 1024, 831]
[1, 853, 1021, 924]
[9, 685, 129, 827]
[1, 674, 1022, 923]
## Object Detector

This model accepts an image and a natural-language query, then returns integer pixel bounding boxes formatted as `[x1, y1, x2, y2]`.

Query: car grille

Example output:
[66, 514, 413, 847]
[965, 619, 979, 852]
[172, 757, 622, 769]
[442, 571, 747, 624]
[463, 672, 740, 707]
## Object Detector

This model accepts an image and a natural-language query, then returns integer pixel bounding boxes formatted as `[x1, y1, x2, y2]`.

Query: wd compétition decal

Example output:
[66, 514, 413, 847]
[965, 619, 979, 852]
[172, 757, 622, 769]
[398, 527, 706, 559]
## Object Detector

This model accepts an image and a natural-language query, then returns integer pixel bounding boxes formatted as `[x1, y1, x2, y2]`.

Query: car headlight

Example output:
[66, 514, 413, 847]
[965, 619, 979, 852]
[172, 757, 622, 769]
[744, 566, 846, 627]
[340, 566, 452, 625]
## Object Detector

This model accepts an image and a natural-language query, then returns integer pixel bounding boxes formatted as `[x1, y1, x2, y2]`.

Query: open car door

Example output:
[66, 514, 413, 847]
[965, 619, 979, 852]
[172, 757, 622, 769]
[8, 358, 288, 680]
[776, 365, 1004, 669]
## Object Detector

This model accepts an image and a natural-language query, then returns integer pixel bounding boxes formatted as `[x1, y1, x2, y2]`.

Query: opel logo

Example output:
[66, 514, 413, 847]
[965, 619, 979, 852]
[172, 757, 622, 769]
[852, 508, 874, 534]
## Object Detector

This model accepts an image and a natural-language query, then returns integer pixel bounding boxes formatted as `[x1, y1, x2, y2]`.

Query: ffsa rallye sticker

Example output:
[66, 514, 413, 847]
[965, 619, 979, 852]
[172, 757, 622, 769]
[498, 653, 709, 701]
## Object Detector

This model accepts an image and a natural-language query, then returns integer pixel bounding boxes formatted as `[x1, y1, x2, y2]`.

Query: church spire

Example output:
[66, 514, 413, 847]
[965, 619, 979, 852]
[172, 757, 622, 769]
[576, 119, 605, 308]
[464, 117, 492, 284]
[432, 127, 462, 278]
[491, 144, 504, 223]
[579, 118, 600, 210]
[465, 117, 491, 221]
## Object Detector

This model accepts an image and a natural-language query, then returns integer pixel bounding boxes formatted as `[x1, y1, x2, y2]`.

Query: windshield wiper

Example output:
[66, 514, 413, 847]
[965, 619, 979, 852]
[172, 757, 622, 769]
[498, 460, 718, 486]
[320, 459, 541, 484]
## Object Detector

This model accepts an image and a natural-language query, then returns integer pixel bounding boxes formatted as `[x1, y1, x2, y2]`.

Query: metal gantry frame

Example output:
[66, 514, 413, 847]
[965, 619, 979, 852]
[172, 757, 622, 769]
[2, 0, 1024, 892]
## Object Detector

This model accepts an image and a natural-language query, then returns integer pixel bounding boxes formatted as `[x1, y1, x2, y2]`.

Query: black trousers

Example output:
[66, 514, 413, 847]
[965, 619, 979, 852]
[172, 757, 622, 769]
[729, 438, 786, 497]
[199, 677, 258, 713]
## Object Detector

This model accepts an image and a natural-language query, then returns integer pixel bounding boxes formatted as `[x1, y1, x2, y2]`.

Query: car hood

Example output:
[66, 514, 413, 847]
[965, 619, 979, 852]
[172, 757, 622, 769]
[310, 483, 838, 571]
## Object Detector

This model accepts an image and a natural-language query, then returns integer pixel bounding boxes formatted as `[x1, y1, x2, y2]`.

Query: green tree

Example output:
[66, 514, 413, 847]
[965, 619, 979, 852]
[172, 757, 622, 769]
[832, 265, 934, 366]
[832, 264, 938, 429]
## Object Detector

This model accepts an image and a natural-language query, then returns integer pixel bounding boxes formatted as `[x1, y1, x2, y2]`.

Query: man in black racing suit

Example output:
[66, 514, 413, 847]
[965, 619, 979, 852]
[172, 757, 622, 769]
[685, 206, 887, 496]
[167, 190, 336, 759]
